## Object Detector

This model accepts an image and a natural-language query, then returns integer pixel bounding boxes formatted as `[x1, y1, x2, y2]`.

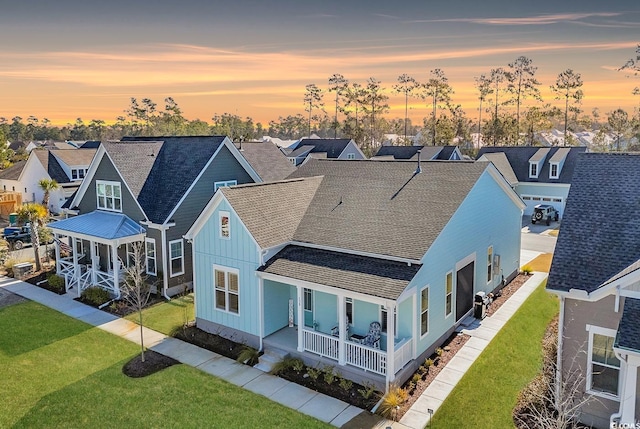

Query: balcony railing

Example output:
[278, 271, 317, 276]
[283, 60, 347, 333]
[345, 341, 387, 375]
[303, 329, 339, 360]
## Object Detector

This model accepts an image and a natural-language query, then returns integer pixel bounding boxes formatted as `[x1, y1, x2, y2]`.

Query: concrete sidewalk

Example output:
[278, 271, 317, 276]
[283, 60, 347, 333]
[0, 276, 404, 428]
[399, 272, 548, 429]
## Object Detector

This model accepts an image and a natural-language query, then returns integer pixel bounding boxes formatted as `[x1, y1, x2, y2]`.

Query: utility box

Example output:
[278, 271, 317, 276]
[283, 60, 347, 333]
[13, 262, 33, 280]
[474, 291, 488, 319]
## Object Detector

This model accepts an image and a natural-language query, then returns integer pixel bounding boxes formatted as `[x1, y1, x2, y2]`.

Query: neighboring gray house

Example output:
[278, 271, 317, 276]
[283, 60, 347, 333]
[373, 145, 462, 161]
[234, 141, 296, 182]
[49, 136, 261, 298]
[283, 138, 365, 166]
[477, 146, 586, 217]
[547, 153, 640, 428]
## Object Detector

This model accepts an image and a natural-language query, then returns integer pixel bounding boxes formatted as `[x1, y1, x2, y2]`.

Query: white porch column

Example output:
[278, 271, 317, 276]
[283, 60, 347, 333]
[617, 353, 640, 426]
[72, 237, 79, 288]
[296, 285, 304, 352]
[258, 277, 264, 352]
[338, 294, 346, 365]
[90, 241, 97, 289]
[386, 303, 396, 388]
[54, 233, 61, 273]
[111, 244, 120, 298]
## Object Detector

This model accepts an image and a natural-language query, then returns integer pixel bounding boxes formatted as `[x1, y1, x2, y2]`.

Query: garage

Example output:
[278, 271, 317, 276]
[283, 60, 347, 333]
[521, 195, 565, 217]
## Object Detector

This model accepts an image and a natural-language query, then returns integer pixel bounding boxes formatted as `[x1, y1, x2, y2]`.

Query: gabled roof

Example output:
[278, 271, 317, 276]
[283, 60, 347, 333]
[374, 145, 459, 161]
[235, 141, 297, 182]
[50, 148, 97, 167]
[286, 159, 487, 261]
[258, 245, 421, 300]
[114, 136, 227, 223]
[0, 160, 27, 180]
[79, 141, 101, 149]
[547, 153, 640, 293]
[476, 146, 586, 184]
[32, 150, 71, 184]
[437, 146, 458, 160]
[288, 145, 315, 158]
[220, 177, 322, 248]
[289, 139, 353, 159]
[477, 152, 518, 186]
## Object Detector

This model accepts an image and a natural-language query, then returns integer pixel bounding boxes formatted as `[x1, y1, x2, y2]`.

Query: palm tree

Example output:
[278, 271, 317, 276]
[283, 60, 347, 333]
[16, 203, 48, 272]
[38, 178, 59, 215]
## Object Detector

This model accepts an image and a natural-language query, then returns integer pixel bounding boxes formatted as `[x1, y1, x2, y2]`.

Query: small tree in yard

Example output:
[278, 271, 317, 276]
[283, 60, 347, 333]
[120, 241, 153, 362]
[16, 203, 48, 272]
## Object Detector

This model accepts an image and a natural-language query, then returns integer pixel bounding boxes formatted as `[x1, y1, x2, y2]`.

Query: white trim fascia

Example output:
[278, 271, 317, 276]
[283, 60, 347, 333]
[518, 182, 571, 189]
[257, 271, 394, 307]
[17, 150, 39, 182]
[70, 145, 149, 220]
[486, 164, 526, 210]
[288, 240, 421, 266]
[162, 137, 262, 225]
[48, 228, 145, 247]
[141, 220, 175, 230]
[554, 267, 640, 303]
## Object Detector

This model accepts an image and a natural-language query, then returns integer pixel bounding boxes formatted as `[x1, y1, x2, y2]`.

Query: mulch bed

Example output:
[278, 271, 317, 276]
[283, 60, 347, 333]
[122, 350, 180, 378]
[172, 326, 246, 361]
[396, 273, 530, 420]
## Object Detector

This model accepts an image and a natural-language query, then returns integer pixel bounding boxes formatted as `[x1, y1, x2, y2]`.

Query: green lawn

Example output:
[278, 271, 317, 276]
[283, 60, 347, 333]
[434, 281, 558, 429]
[0, 301, 329, 429]
[125, 293, 195, 335]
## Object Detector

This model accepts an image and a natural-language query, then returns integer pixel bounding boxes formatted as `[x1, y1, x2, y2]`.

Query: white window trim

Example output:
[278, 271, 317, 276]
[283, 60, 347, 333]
[125, 243, 135, 268]
[420, 285, 430, 339]
[219, 211, 231, 240]
[214, 265, 240, 315]
[529, 162, 539, 178]
[586, 325, 620, 401]
[145, 238, 157, 276]
[169, 239, 184, 277]
[96, 180, 122, 212]
[549, 163, 559, 179]
[347, 153, 356, 160]
[445, 271, 453, 318]
[487, 246, 493, 284]
[214, 180, 237, 193]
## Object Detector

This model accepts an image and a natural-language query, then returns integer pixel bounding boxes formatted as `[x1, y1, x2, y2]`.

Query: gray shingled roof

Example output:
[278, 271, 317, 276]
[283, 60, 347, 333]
[234, 142, 296, 182]
[289, 139, 352, 159]
[288, 159, 486, 261]
[615, 298, 640, 353]
[50, 148, 97, 167]
[32, 150, 71, 184]
[221, 177, 322, 249]
[0, 160, 26, 180]
[476, 146, 586, 184]
[375, 145, 443, 160]
[112, 136, 227, 223]
[547, 153, 640, 293]
[258, 245, 421, 300]
[477, 152, 518, 186]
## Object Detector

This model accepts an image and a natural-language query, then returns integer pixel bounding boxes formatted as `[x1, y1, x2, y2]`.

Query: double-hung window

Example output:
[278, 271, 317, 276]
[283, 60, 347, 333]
[214, 180, 237, 193]
[550, 163, 559, 179]
[445, 272, 453, 317]
[169, 239, 184, 277]
[145, 238, 156, 275]
[487, 246, 493, 283]
[587, 326, 620, 398]
[96, 180, 122, 212]
[214, 266, 239, 314]
[420, 286, 429, 336]
[219, 211, 230, 239]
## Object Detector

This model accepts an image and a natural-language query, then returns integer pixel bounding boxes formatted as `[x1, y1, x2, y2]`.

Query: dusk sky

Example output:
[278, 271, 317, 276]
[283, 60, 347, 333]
[1, 0, 639, 126]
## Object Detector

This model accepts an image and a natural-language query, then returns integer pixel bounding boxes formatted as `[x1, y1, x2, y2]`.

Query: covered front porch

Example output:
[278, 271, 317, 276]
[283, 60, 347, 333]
[49, 211, 146, 298]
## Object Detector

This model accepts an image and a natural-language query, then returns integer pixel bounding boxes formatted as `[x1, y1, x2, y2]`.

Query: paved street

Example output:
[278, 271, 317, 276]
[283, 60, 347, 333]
[521, 215, 558, 254]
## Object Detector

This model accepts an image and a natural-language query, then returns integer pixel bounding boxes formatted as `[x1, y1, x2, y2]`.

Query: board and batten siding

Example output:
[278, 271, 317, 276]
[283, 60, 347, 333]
[76, 155, 146, 221]
[405, 169, 522, 355]
[193, 198, 262, 338]
[163, 145, 255, 288]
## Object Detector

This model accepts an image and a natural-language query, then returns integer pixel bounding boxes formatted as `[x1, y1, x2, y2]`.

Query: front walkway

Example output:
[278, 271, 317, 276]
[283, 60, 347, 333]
[399, 272, 548, 429]
[0, 276, 405, 428]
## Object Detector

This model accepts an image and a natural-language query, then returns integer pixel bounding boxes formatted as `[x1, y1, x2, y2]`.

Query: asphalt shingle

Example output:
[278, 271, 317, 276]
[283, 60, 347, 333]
[547, 153, 640, 293]
[615, 298, 640, 353]
[234, 141, 296, 182]
[289, 139, 353, 159]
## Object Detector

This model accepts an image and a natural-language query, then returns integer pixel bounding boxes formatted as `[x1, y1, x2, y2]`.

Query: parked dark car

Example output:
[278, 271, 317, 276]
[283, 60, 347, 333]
[3, 226, 53, 250]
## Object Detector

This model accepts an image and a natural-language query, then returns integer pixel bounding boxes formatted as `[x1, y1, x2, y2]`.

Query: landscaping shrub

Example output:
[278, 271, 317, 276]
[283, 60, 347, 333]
[378, 385, 409, 420]
[46, 274, 65, 294]
[236, 346, 260, 366]
[81, 286, 111, 307]
[270, 357, 303, 375]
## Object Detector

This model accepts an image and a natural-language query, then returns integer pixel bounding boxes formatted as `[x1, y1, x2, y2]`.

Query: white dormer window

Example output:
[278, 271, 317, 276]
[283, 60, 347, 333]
[550, 163, 559, 179]
[347, 153, 356, 160]
[529, 162, 539, 178]
[96, 180, 122, 212]
[214, 180, 237, 193]
[71, 168, 87, 181]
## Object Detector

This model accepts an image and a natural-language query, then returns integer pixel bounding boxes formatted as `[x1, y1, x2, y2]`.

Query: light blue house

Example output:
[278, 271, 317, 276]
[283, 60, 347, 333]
[185, 159, 524, 389]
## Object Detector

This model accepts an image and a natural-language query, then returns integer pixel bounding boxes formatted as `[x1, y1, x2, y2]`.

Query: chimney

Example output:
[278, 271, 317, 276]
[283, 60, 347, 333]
[415, 150, 422, 174]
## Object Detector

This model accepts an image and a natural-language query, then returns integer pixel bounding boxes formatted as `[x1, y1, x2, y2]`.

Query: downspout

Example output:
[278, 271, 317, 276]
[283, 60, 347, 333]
[610, 348, 626, 426]
[555, 295, 565, 408]
[161, 227, 170, 300]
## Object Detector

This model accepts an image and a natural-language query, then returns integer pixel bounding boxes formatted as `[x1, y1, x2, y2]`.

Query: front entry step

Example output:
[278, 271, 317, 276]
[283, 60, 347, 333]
[255, 347, 289, 373]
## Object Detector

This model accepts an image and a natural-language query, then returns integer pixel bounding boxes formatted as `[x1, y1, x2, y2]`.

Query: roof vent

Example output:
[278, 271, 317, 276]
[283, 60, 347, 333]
[415, 150, 422, 174]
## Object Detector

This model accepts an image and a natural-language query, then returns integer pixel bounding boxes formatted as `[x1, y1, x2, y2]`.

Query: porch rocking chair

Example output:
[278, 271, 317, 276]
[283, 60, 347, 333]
[360, 321, 381, 349]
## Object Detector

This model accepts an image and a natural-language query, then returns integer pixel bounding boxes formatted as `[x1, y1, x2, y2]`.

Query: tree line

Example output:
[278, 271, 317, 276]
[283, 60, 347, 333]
[1, 47, 638, 159]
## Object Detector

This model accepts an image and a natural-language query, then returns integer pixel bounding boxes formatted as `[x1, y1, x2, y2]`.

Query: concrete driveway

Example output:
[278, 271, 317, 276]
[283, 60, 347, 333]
[521, 215, 558, 254]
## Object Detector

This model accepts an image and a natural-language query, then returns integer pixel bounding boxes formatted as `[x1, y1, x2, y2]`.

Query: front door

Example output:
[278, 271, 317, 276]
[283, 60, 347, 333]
[303, 288, 314, 328]
[456, 261, 474, 321]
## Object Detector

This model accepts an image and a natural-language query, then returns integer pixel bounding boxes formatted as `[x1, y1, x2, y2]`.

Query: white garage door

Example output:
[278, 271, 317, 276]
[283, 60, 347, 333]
[521, 195, 565, 217]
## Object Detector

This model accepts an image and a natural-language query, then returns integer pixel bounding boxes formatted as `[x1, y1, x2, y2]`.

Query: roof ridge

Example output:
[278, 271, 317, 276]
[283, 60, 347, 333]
[226, 176, 323, 190]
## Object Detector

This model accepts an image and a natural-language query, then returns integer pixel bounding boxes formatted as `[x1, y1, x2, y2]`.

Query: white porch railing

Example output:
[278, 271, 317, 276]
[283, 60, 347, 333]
[393, 337, 413, 374]
[303, 329, 339, 360]
[94, 270, 117, 294]
[345, 341, 387, 375]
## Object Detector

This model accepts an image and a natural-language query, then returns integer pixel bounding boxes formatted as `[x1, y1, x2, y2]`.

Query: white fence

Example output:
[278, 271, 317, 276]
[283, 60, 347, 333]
[393, 337, 413, 374]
